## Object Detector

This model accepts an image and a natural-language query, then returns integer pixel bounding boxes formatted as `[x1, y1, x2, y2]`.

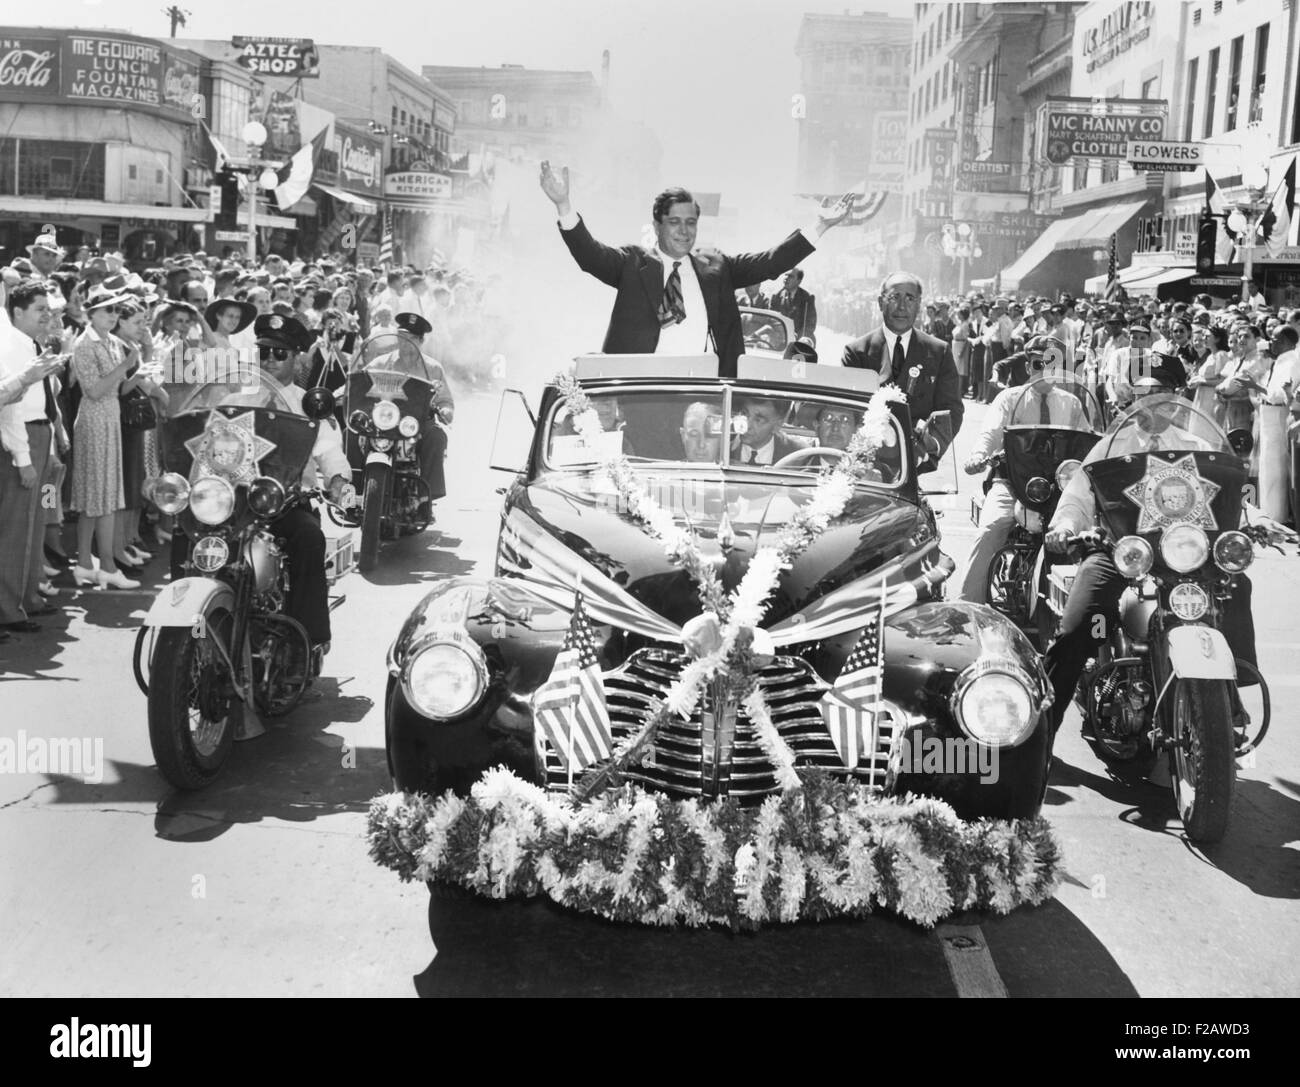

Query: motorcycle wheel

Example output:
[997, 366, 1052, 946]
[984, 546, 1024, 622]
[359, 462, 387, 573]
[251, 613, 312, 717]
[147, 608, 235, 791]
[1169, 678, 1235, 843]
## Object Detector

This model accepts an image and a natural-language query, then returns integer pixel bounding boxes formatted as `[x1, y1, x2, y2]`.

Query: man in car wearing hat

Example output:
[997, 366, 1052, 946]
[392, 311, 454, 518]
[175, 313, 353, 672]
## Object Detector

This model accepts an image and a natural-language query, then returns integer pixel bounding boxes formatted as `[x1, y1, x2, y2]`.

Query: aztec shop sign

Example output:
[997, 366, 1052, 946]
[1044, 96, 1167, 163]
[0, 29, 199, 120]
[231, 37, 320, 79]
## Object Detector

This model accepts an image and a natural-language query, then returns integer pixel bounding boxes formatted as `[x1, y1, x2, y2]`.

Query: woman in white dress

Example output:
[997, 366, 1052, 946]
[1185, 324, 1231, 417]
[1259, 327, 1299, 524]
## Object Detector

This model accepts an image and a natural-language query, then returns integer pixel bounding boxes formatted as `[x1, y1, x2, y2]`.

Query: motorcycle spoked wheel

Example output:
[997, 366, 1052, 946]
[147, 606, 236, 791]
[250, 613, 313, 717]
[1169, 678, 1236, 843]
[985, 546, 1029, 625]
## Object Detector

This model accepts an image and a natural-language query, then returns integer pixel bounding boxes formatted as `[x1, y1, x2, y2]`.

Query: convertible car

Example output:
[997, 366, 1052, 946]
[384, 355, 1054, 820]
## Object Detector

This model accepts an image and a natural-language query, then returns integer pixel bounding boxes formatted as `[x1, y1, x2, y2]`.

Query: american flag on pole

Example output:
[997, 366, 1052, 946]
[1104, 232, 1125, 302]
[819, 577, 886, 769]
[805, 181, 888, 226]
[378, 206, 395, 267]
[533, 593, 613, 773]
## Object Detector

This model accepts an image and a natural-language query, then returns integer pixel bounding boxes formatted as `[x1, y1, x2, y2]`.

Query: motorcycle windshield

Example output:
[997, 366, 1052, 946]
[159, 372, 319, 490]
[1084, 394, 1244, 542]
[1002, 376, 1104, 510]
[345, 331, 435, 430]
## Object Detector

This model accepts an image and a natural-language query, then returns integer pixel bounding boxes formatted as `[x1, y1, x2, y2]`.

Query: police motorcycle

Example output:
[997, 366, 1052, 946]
[344, 330, 438, 572]
[133, 373, 353, 790]
[978, 373, 1104, 646]
[1044, 393, 1286, 842]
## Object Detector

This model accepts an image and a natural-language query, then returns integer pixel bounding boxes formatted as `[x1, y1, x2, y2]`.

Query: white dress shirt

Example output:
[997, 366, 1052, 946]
[276, 383, 351, 488]
[735, 436, 776, 464]
[0, 333, 48, 468]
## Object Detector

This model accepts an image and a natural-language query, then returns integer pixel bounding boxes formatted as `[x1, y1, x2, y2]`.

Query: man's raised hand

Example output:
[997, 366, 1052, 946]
[815, 191, 856, 236]
[539, 160, 571, 214]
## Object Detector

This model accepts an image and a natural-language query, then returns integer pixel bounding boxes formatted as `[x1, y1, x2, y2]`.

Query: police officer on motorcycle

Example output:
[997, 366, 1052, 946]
[172, 314, 355, 673]
[393, 312, 454, 518]
[1041, 370, 1291, 741]
[959, 336, 1090, 603]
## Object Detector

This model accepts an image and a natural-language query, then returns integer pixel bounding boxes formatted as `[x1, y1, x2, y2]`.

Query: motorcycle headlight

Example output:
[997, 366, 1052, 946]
[951, 662, 1038, 747]
[190, 475, 236, 526]
[1160, 524, 1209, 573]
[402, 631, 488, 720]
[398, 415, 420, 438]
[349, 409, 373, 434]
[372, 400, 401, 430]
[1113, 535, 1154, 578]
[1055, 459, 1082, 490]
[1213, 531, 1254, 573]
[1025, 476, 1053, 504]
[247, 476, 286, 519]
[1168, 582, 1210, 621]
[191, 535, 230, 573]
[152, 471, 191, 514]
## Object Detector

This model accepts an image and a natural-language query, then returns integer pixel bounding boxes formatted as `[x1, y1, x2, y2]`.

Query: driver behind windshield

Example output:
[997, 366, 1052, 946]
[1041, 379, 1291, 746]
[732, 396, 806, 464]
[679, 401, 722, 463]
[174, 315, 354, 676]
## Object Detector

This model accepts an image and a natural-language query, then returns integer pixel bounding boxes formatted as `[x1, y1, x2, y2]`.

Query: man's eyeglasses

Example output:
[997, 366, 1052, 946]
[258, 345, 293, 362]
[818, 411, 857, 428]
[881, 290, 920, 306]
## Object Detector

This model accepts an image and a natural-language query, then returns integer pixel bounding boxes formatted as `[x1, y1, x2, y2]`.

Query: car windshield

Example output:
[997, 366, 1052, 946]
[1005, 375, 1104, 432]
[545, 385, 904, 485]
[739, 309, 790, 354]
[1096, 393, 1233, 458]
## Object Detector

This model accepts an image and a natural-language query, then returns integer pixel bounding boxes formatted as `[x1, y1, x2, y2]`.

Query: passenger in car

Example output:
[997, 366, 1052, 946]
[679, 401, 722, 463]
[732, 396, 808, 464]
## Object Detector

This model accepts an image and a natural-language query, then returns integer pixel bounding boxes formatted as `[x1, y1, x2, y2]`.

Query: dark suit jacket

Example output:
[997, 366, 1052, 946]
[840, 326, 964, 460]
[769, 286, 817, 340]
[731, 431, 809, 464]
[559, 216, 814, 377]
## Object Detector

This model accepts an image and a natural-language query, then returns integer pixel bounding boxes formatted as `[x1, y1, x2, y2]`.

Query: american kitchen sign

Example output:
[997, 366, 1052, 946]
[0, 28, 200, 120]
[385, 169, 452, 200]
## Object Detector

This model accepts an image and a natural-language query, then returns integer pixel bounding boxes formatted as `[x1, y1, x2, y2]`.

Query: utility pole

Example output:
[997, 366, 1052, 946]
[162, 6, 190, 38]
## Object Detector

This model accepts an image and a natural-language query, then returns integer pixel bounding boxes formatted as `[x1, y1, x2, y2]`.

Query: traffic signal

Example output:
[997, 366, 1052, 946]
[1196, 216, 1218, 273]
[215, 168, 240, 232]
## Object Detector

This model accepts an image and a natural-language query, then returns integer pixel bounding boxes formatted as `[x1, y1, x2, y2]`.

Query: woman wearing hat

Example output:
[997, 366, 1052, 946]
[202, 298, 258, 377]
[68, 288, 139, 588]
[113, 299, 169, 569]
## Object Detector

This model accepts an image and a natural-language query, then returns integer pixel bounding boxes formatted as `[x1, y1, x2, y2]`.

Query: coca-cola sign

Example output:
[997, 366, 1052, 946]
[0, 37, 61, 95]
[335, 130, 383, 192]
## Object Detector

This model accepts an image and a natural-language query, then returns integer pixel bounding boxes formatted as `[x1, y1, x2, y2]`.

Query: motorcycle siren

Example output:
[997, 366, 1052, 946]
[301, 386, 336, 421]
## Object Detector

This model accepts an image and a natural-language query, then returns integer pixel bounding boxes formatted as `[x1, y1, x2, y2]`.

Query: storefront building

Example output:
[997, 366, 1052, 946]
[0, 26, 209, 264]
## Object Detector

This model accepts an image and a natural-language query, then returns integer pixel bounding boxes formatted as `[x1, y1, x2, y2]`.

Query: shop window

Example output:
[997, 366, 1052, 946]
[1204, 47, 1219, 137]
[1182, 58, 1199, 141]
[48, 157, 73, 193]
[17, 141, 104, 199]
[1225, 35, 1242, 130]
[128, 165, 138, 180]
[1248, 24, 1268, 124]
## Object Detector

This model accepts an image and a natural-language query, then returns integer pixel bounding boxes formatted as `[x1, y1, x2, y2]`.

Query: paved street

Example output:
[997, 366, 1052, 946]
[2, 375, 1298, 998]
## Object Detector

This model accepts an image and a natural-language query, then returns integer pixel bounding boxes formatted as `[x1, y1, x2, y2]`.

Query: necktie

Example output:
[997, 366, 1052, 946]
[43, 376, 57, 424]
[658, 261, 685, 327]
[1039, 390, 1053, 426]
[741, 445, 754, 463]
[887, 337, 905, 385]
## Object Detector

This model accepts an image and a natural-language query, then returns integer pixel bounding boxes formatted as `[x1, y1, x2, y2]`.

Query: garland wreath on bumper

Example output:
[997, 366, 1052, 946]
[368, 373, 1064, 928]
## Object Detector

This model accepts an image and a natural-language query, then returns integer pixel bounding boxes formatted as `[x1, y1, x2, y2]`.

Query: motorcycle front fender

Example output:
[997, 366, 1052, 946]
[142, 577, 235, 629]
[366, 451, 393, 468]
[1166, 625, 1237, 680]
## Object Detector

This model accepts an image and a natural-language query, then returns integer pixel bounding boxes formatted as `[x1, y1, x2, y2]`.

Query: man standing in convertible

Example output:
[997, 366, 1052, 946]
[539, 162, 853, 377]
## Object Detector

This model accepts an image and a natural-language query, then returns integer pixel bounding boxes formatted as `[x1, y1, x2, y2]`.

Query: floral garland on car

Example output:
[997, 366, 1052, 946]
[366, 371, 1066, 929]
[554, 372, 904, 798]
[367, 769, 1063, 930]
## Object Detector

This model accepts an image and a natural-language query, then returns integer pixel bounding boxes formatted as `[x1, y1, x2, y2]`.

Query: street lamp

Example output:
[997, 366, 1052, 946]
[240, 121, 269, 263]
[1226, 160, 1273, 305]
[953, 222, 980, 292]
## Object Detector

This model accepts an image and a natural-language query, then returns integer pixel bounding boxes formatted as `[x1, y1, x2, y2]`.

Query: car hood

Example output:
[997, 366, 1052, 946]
[500, 469, 934, 629]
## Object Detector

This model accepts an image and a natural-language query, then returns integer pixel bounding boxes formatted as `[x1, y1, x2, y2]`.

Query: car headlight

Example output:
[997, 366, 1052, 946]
[372, 400, 401, 430]
[1213, 530, 1254, 573]
[1054, 459, 1082, 490]
[1025, 476, 1052, 503]
[152, 471, 191, 514]
[398, 415, 420, 438]
[190, 475, 236, 526]
[1168, 582, 1210, 621]
[402, 630, 488, 720]
[1160, 524, 1209, 573]
[247, 476, 286, 518]
[1113, 535, 1154, 578]
[951, 661, 1038, 747]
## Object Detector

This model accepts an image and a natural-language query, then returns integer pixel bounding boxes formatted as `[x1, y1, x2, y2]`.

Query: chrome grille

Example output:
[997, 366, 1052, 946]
[541, 648, 896, 804]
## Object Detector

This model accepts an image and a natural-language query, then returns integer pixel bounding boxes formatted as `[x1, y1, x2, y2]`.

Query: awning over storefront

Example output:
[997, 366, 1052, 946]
[313, 183, 378, 216]
[1054, 200, 1147, 251]
[1083, 263, 1194, 296]
[989, 216, 1080, 292]
[0, 197, 211, 222]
